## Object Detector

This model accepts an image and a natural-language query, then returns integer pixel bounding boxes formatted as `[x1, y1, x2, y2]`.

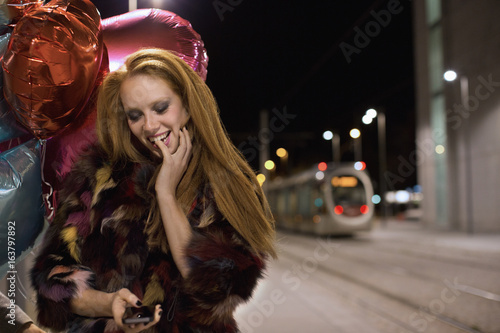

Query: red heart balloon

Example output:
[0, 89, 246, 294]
[102, 8, 208, 81]
[4, 0, 44, 25]
[1, 0, 103, 139]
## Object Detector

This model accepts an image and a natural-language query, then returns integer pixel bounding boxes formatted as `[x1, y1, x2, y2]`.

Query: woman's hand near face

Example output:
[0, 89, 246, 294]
[154, 126, 193, 277]
[155, 127, 192, 197]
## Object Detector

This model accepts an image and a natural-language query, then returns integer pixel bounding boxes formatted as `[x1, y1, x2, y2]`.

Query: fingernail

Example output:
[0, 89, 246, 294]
[136, 300, 143, 306]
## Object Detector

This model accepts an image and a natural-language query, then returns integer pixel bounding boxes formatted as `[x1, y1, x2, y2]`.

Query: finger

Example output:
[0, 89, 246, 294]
[181, 127, 192, 165]
[113, 289, 142, 327]
[141, 304, 163, 331]
[156, 136, 171, 160]
[178, 128, 189, 157]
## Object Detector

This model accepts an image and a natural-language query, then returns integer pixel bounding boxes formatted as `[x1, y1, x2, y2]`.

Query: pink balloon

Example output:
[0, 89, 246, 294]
[102, 8, 208, 80]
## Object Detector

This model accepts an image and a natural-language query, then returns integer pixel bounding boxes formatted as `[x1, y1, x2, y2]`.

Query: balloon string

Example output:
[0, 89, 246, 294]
[40, 139, 55, 221]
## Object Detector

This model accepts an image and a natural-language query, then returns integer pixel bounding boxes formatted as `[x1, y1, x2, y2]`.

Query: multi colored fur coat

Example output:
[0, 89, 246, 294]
[30, 145, 266, 333]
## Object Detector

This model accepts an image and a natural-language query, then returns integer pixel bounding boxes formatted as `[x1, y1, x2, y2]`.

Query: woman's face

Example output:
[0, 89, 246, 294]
[120, 74, 189, 158]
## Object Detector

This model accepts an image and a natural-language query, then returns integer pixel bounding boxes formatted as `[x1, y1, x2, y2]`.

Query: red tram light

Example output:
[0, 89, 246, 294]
[360, 205, 369, 214]
[334, 205, 343, 215]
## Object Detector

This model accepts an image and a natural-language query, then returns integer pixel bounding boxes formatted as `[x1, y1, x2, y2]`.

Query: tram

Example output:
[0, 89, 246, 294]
[266, 162, 374, 235]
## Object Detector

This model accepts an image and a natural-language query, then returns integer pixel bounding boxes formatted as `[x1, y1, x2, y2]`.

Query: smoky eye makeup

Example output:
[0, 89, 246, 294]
[153, 100, 170, 114]
[125, 109, 143, 122]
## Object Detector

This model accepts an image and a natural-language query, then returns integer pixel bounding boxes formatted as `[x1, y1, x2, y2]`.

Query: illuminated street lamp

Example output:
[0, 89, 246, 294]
[444, 70, 473, 234]
[443, 70, 458, 82]
[362, 108, 387, 223]
[256, 173, 266, 186]
[350, 128, 362, 161]
[323, 130, 341, 163]
[276, 148, 288, 158]
[276, 148, 289, 175]
[264, 160, 275, 171]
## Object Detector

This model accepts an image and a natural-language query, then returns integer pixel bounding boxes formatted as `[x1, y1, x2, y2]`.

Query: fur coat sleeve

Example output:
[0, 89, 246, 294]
[179, 193, 266, 331]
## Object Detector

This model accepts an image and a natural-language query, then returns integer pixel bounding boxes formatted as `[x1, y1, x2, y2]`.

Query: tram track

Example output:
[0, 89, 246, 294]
[278, 249, 484, 333]
[276, 233, 497, 333]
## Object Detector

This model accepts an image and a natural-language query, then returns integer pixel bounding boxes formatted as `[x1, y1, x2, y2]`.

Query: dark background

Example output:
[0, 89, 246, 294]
[91, 0, 416, 190]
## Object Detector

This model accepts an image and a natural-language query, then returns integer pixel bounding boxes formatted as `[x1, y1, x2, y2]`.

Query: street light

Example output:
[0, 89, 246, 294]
[362, 108, 387, 224]
[443, 70, 473, 234]
[276, 148, 288, 175]
[350, 128, 362, 161]
[323, 130, 341, 164]
[264, 160, 275, 171]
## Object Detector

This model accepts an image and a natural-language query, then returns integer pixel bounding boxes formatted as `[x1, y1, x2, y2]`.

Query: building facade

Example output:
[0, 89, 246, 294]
[413, 0, 500, 232]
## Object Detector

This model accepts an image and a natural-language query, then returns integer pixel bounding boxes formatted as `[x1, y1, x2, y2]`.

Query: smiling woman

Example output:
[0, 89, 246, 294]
[30, 49, 277, 333]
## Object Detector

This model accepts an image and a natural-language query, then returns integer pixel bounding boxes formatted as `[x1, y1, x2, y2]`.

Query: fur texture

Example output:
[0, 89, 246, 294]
[31, 145, 266, 332]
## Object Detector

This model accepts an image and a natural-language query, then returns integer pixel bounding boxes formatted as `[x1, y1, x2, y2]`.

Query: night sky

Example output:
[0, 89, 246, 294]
[91, 0, 416, 190]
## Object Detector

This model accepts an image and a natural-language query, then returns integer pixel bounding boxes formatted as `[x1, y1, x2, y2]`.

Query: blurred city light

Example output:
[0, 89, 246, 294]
[444, 70, 458, 82]
[323, 130, 333, 140]
[314, 198, 324, 207]
[354, 161, 366, 170]
[264, 160, 275, 170]
[366, 108, 377, 118]
[371, 194, 381, 204]
[315, 171, 325, 180]
[362, 114, 373, 124]
[256, 173, 266, 186]
[350, 128, 361, 139]
[435, 145, 445, 154]
[318, 162, 328, 171]
[276, 147, 288, 158]
[395, 190, 411, 203]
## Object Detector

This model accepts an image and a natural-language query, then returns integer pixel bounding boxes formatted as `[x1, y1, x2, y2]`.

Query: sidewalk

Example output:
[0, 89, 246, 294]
[368, 218, 500, 254]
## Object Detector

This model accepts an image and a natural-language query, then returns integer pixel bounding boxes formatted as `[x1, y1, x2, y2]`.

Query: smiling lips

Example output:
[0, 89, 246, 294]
[148, 131, 171, 148]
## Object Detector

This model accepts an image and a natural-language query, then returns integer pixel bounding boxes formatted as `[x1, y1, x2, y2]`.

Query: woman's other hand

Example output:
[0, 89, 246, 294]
[111, 288, 162, 333]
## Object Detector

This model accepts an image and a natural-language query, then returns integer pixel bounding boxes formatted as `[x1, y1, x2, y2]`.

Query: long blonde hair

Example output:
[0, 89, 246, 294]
[97, 48, 276, 258]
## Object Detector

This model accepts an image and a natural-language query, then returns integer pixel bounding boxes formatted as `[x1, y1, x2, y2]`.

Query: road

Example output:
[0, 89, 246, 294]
[234, 221, 500, 333]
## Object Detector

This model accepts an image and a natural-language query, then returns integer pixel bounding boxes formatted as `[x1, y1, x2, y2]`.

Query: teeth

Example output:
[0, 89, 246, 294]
[149, 132, 170, 143]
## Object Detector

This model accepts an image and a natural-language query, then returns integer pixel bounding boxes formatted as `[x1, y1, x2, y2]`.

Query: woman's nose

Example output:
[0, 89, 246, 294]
[143, 113, 159, 133]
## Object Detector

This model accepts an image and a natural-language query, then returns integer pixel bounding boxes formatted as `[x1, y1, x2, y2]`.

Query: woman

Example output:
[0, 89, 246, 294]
[31, 48, 277, 333]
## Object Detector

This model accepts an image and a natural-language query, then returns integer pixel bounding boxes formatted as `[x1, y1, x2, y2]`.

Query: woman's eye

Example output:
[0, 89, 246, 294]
[154, 102, 169, 114]
[126, 111, 142, 122]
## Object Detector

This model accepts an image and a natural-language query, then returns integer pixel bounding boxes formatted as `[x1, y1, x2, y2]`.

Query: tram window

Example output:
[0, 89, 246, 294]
[289, 188, 298, 215]
[298, 184, 311, 216]
[311, 187, 326, 215]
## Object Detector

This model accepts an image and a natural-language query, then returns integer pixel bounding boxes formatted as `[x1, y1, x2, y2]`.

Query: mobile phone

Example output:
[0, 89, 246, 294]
[122, 306, 155, 325]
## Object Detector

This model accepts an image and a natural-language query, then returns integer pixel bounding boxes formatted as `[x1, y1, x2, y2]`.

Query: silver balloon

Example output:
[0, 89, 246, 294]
[0, 139, 45, 278]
